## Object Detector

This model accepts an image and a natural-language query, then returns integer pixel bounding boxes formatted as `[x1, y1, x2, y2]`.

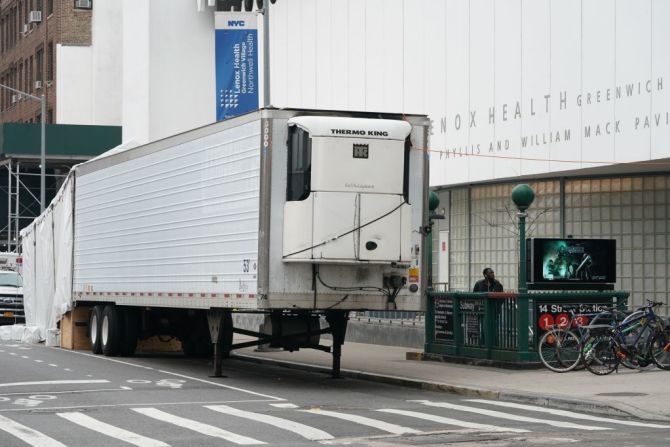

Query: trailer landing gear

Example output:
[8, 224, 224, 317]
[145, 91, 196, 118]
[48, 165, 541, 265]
[326, 311, 348, 379]
[207, 309, 233, 377]
[206, 310, 349, 379]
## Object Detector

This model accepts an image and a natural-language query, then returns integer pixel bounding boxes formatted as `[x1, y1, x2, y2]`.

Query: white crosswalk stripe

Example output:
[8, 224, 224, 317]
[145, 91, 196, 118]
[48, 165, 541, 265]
[301, 408, 422, 435]
[411, 400, 611, 431]
[206, 404, 334, 441]
[56, 412, 169, 447]
[132, 407, 265, 445]
[377, 408, 530, 433]
[464, 399, 670, 429]
[0, 414, 67, 447]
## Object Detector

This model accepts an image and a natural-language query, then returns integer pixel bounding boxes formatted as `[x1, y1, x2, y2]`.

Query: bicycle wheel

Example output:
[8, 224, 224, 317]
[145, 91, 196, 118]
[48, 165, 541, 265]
[649, 332, 670, 370]
[582, 334, 618, 376]
[538, 329, 581, 373]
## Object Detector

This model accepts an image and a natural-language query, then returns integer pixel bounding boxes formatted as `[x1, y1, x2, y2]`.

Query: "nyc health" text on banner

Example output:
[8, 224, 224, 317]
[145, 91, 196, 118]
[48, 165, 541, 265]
[215, 12, 258, 121]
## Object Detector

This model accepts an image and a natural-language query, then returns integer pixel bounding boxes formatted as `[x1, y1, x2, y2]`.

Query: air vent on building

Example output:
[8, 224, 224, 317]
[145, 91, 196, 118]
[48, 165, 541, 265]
[21, 24, 29, 34]
[35, 81, 43, 90]
[11, 95, 18, 104]
[28, 11, 42, 23]
[75, 0, 92, 9]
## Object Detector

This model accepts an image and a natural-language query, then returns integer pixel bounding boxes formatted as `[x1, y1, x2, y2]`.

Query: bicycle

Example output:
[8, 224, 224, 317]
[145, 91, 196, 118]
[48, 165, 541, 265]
[537, 305, 624, 373]
[581, 300, 669, 375]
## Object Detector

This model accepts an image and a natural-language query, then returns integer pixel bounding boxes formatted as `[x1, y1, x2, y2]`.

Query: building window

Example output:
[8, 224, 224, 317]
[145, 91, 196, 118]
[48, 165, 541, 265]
[74, 0, 92, 9]
[48, 0, 54, 16]
[36, 47, 44, 83]
[47, 109, 53, 124]
[47, 41, 53, 81]
[36, 0, 43, 12]
[29, 56, 33, 91]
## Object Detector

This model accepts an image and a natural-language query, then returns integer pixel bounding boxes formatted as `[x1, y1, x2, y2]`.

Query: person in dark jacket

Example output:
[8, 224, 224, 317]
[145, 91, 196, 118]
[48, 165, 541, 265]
[473, 267, 503, 292]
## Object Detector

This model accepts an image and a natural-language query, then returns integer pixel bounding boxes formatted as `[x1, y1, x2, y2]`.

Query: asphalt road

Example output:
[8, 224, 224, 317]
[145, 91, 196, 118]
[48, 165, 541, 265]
[0, 342, 669, 447]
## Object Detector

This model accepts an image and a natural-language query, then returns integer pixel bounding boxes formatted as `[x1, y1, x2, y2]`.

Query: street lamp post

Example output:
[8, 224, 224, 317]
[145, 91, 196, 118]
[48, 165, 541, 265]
[0, 83, 46, 213]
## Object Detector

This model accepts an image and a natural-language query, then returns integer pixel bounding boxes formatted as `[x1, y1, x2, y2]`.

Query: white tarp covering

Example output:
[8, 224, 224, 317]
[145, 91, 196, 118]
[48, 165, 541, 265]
[19, 174, 74, 340]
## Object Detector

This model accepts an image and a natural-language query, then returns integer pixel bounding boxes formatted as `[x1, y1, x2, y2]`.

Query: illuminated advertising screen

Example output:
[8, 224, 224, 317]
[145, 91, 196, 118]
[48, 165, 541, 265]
[529, 238, 616, 284]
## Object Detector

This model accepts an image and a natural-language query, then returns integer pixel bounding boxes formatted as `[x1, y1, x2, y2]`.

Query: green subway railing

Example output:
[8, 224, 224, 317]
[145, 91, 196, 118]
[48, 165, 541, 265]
[425, 290, 629, 364]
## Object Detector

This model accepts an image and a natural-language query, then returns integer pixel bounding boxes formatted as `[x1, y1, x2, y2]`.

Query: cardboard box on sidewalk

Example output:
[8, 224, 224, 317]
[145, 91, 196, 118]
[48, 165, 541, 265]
[60, 306, 91, 351]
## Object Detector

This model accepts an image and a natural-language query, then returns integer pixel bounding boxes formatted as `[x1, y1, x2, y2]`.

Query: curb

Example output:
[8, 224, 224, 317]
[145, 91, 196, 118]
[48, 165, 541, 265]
[232, 352, 670, 423]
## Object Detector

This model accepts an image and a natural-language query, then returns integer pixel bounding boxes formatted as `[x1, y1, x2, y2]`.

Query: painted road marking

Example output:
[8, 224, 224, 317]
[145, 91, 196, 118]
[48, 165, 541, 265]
[0, 387, 132, 397]
[63, 350, 284, 401]
[29, 395, 57, 400]
[270, 403, 299, 409]
[0, 380, 109, 388]
[207, 405, 334, 441]
[411, 400, 610, 431]
[133, 407, 265, 445]
[34, 360, 44, 363]
[157, 370, 282, 400]
[0, 413, 67, 446]
[465, 399, 670, 429]
[302, 408, 421, 435]
[20, 355, 29, 359]
[14, 398, 42, 407]
[0, 399, 279, 413]
[57, 412, 169, 447]
[48, 364, 58, 367]
[377, 409, 530, 433]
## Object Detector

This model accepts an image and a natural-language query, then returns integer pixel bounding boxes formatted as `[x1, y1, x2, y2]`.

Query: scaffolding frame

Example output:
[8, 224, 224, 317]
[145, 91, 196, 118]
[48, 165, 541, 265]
[0, 158, 72, 253]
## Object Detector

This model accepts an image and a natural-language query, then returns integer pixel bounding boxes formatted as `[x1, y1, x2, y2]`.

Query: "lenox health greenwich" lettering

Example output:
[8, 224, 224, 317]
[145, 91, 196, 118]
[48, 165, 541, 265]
[435, 77, 666, 160]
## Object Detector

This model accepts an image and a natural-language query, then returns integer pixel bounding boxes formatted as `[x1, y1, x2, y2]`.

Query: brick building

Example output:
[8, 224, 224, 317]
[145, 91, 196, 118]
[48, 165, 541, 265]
[0, 0, 92, 124]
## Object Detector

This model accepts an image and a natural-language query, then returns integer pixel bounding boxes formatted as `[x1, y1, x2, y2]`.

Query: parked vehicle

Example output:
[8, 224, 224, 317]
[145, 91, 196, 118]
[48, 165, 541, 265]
[0, 269, 24, 325]
[22, 109, 430, 376]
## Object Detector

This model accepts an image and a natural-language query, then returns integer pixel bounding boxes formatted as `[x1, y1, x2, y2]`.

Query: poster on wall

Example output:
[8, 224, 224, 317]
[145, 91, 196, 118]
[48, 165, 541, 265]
[215, 12, 258, 121]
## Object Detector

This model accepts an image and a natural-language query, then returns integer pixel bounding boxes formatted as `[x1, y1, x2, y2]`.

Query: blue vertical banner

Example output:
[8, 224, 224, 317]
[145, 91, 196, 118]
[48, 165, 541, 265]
[215, 12, 259, 121]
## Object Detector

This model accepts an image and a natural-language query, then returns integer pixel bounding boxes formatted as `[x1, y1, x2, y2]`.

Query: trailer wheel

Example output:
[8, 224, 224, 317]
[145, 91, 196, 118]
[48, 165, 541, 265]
[101, 305, 122, 356]
[119, 307, 139, 357]
[89, 305, 104, 354]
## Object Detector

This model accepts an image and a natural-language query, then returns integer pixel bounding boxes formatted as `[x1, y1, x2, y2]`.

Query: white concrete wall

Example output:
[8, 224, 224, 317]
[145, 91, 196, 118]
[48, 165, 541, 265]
[266, 0, 670, 187]
[56, 45, 92, 124]
[148, 0, 215, 142]
[122, 0, 150, 144]
[91, 0, 122, 126]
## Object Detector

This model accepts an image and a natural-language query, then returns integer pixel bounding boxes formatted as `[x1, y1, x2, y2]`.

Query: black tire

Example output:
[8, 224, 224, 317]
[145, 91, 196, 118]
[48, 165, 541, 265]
[582, 334, 618, 376]
[119, 307, 139, 357]
[650, 332, 670, 370]
[89, 305, 104, 354]
[538, 329, 581, 373]
[101, 305, 122, 356]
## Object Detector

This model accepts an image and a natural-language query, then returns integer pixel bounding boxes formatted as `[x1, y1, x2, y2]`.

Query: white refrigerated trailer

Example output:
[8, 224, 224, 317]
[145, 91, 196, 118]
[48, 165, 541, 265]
[67, 109, 429, 376]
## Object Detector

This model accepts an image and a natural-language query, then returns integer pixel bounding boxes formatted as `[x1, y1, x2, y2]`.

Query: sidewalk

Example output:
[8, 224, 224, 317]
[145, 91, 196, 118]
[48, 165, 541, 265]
[233, 339, 670, 422]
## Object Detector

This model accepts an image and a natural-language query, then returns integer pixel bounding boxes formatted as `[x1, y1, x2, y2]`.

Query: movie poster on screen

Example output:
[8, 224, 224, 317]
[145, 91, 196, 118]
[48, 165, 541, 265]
[529, 238, 616, 284]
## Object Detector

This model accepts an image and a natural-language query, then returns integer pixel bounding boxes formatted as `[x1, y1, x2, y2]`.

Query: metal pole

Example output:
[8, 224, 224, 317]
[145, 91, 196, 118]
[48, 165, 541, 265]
[7, 160, 11, 250]
[518, 212, 527, 293]
[262, 3, 270, 107]
[40, 95, 46, 212]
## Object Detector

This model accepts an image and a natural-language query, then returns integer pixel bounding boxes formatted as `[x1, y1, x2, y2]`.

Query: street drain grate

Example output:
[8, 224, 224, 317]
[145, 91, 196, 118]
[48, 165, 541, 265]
[596, 392, 647, 397]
